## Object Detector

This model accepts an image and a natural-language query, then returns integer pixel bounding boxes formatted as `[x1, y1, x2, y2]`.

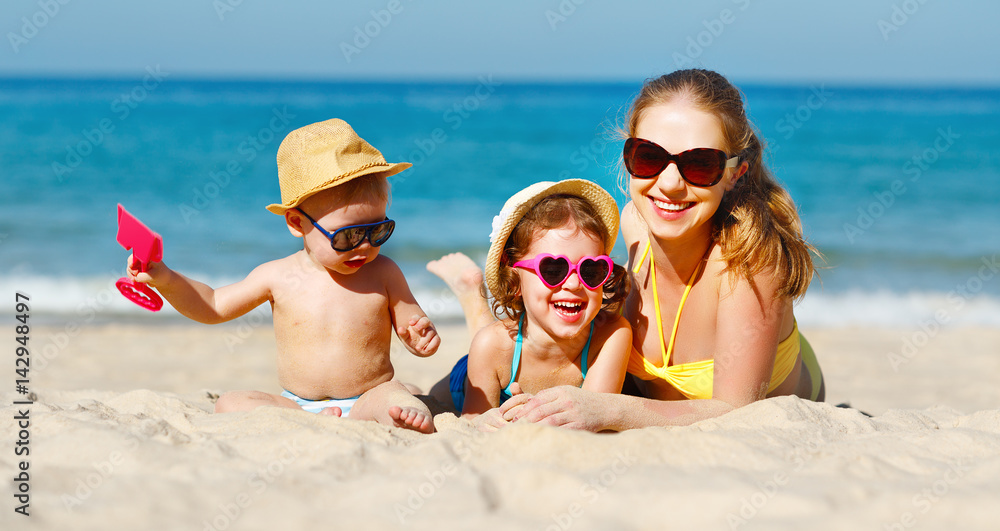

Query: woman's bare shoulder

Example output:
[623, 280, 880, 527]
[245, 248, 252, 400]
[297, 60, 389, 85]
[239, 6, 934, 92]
[620, 201, 647, 247]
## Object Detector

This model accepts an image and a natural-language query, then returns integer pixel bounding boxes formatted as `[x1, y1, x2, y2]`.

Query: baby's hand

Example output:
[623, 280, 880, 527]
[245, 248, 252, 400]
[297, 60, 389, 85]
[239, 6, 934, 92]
[397, 315, 440, 356]
[125, 254, 166, 286]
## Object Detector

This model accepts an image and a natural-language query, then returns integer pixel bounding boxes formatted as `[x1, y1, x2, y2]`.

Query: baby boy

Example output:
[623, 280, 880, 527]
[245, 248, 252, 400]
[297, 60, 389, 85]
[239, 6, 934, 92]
[127, 119, 439, 432]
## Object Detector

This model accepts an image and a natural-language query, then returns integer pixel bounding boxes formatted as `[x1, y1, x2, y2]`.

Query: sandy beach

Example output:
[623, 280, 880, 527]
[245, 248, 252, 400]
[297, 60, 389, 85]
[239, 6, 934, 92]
[3, 320, 1000, 530]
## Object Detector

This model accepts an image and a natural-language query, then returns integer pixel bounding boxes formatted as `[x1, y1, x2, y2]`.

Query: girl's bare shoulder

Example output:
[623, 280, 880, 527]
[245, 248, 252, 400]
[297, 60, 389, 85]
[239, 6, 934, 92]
[470, 319, 517, 354]
[592, 310, 632, 341]
[467, 319, 518, 379]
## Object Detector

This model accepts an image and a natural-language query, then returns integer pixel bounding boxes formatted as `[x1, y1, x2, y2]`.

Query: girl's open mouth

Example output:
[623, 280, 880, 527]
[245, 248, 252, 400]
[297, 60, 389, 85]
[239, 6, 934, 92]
[552, 300, 585, 320]
[345, 258, 366, 268]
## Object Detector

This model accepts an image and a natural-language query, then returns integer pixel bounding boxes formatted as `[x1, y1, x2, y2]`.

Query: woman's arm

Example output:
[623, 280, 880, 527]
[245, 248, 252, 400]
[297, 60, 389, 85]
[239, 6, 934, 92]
[502, 385, 735, 430]
[710, 265, 789, 407]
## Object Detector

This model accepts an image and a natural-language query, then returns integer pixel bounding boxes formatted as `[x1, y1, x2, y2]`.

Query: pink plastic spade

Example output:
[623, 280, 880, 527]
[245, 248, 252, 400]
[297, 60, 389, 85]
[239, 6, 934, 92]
[115, 204, 164, 311]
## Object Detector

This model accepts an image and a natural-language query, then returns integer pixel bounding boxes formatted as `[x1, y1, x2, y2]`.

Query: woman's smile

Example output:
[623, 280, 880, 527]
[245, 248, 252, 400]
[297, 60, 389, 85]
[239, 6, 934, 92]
[649, 197, 695, 220]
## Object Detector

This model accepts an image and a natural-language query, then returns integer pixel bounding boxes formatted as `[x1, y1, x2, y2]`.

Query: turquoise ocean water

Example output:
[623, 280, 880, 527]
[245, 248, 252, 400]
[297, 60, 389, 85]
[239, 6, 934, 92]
[2, 78, 998, 326]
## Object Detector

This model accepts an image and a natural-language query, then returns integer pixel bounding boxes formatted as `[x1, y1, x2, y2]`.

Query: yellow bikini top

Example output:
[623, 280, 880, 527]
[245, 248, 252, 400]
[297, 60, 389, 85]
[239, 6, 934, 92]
[627, 241, 800, 399]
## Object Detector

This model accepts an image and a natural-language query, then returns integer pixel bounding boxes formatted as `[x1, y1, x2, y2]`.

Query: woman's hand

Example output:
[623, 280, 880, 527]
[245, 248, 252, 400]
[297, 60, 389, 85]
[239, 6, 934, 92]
[501, 385, 610, 431]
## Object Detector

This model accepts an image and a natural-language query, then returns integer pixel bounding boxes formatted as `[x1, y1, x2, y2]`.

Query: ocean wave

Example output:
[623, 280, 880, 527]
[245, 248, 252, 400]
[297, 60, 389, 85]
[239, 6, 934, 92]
[795, 289, 1000, 327]
[4, 275, 1000, 329]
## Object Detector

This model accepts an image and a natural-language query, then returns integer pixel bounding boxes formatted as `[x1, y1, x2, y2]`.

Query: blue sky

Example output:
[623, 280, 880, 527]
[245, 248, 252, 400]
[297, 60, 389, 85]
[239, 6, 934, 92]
[3, 0, 999, 85]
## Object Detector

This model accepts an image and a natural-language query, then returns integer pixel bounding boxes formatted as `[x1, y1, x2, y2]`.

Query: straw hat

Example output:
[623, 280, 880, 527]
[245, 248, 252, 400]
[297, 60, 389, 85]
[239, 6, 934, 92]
[484, 179, 620, 296]
[266, 118, 411, 214]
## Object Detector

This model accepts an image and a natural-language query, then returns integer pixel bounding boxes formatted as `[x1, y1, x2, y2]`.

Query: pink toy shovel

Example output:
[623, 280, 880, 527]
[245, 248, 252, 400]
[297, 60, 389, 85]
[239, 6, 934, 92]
[115, 204, 164, 311]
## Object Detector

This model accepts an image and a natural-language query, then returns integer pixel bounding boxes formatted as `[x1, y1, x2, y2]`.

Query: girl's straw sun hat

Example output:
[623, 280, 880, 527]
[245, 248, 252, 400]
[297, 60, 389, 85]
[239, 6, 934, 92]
[484, 179, 620, 296]
[266, 118, 411, 215]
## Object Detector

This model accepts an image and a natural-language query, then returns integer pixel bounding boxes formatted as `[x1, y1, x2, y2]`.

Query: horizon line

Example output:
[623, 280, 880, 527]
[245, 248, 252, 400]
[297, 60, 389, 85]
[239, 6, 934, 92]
[2, 72, 999, 91]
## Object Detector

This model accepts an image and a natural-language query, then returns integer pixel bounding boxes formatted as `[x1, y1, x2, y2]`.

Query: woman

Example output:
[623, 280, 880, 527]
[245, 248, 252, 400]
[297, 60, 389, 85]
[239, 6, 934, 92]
[500, 69, 824, 430]
[431, 69, 823, 430]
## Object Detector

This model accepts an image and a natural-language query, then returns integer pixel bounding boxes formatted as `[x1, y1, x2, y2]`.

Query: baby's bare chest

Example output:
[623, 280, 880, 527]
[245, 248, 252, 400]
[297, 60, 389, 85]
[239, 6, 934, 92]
[273, 274, 391, 333]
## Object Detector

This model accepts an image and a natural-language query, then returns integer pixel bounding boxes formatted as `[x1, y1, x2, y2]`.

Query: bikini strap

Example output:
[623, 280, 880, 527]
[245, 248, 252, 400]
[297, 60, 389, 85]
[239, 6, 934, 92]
[579, 320, 595, 380]
[502, 313, 525, 397]
[632, 240, 652, 274]
[650, 248, 704, 368]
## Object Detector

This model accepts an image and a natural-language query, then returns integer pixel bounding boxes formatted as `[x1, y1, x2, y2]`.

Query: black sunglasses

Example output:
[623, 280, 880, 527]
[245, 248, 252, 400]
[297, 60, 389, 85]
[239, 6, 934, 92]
[623, 137, 739, 187]
[296, 208, 395, 252]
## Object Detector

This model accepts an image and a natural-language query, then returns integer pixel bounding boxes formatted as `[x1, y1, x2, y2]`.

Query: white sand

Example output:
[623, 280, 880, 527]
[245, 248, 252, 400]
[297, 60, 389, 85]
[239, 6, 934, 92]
[2, 322, 999, 530]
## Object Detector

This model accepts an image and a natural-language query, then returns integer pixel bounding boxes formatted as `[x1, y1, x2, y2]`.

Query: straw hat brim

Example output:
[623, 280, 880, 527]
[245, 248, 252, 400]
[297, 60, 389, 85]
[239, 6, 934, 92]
[265, 161, 411, 215]
[483, 179, 620, 297]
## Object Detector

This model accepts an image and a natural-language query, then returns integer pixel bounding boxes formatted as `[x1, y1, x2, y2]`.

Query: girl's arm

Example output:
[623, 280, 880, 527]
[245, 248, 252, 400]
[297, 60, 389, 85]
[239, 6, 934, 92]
[128, 257, 272, 324]
[579, 313, 632, 394]
[461, 324, 508, 418]
[380, 257, 440, 357]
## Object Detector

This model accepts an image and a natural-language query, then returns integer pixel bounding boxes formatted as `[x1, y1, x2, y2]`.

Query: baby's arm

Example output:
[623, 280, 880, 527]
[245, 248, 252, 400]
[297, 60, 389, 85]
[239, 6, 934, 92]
[580, 313, 632, 394]
[461, 324, 508, 418]
[379, 257, 439, 357]
[127, 257, 272, 324]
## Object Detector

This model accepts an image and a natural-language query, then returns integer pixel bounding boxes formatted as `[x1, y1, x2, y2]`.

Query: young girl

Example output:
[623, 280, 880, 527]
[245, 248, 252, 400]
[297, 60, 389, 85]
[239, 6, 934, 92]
[429, 179, 632, 426]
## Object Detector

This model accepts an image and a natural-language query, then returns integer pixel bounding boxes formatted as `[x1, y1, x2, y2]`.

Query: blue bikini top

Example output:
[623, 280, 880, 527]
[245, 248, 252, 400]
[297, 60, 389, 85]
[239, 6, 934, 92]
[499, 313, 594, 404]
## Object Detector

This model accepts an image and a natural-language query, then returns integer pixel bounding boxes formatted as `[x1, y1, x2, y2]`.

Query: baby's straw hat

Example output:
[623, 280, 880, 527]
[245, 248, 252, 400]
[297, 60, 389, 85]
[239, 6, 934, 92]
[484, 179, 620, 296]
[266, 118, 411, 215]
